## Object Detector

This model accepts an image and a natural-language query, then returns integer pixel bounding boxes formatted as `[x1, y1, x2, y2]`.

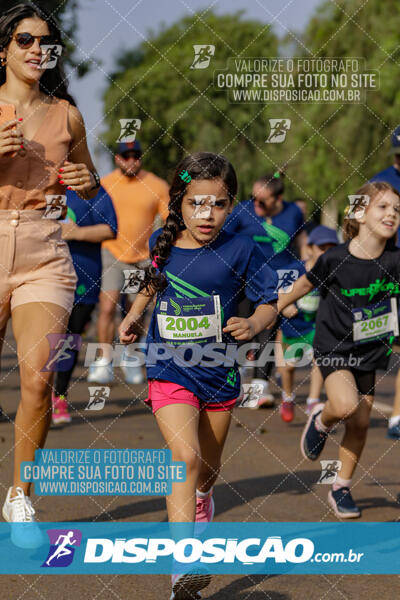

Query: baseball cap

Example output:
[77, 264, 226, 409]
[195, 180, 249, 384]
[116, 140, 142, 155]
[389, 126, 400, 155]
[307, 225, 339, 246]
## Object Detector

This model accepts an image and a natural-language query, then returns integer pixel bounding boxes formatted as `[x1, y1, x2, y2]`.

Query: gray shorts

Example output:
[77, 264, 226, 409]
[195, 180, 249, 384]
[101, 248, 150, 295]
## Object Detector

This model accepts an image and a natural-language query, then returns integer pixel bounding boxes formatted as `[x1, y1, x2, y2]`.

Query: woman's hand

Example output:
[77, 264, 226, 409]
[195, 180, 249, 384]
[58, 160, 94, 194]
[223, 317, 255, 341]
[119, 312, 144, 344]
[0, 120, 23, 156]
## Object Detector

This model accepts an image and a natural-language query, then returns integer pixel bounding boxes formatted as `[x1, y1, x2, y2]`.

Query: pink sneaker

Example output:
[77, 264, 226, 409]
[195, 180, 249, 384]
[195, 490, 215, 525]
[280, 400, 295, 423]
[52, 394, 71, 425]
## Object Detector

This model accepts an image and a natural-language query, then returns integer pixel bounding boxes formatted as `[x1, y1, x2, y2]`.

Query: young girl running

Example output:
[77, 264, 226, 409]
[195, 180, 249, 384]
[278, 182, 400, 518]
[119, 152, 278, 599]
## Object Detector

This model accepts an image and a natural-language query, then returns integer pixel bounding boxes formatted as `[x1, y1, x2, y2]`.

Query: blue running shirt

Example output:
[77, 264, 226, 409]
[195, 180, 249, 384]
[146, 230, 278, 402]
[224, 199, 304, 270]
[65, 187, 118, 304]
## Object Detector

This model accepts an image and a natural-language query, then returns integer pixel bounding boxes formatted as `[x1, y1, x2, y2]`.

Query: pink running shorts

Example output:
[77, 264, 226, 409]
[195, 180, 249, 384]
[146, 379, 237, 414]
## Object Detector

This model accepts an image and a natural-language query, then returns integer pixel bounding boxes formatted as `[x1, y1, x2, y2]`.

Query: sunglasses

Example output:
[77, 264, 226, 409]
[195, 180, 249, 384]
[120, 152, 142, 160]
[13, 33, 57, 49]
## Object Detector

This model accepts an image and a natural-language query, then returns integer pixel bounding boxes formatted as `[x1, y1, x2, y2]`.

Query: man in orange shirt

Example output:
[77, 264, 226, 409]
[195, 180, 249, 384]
[87, 141, 169, 384]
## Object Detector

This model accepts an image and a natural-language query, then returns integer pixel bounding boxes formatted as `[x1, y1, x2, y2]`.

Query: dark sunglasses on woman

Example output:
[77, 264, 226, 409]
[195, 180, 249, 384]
[13, 32, 58, 49]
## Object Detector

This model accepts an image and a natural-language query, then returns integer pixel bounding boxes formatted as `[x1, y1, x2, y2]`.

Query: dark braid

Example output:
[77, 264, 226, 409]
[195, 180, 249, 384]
[140, 152, 237, 294]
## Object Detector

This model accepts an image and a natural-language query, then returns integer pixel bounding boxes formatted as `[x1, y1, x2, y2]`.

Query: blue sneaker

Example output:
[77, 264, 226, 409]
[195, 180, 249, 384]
[387, 422, 400, 439]
[300, 403, 328, 461]
[328, 487, 361, 519]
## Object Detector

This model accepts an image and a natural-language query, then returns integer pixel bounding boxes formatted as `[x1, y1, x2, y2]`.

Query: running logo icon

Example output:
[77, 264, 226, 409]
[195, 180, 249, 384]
[346, 195, 370, 220]
[42, 334, 82, 372]
[86, 386, 110, 411]
[117, 119, 142, 142]
[121, 269, 145, 294]
[191, 195, 217, 219]
[318, 460, 342, 484]
[266, 119, 291, 143]
[190, 45, 215, 69]
[238, 383, 263, 408]
[42, 529, 82, 568]
[276, 269, 299, 293]
[39, 44, 62, 69]
[43, 195, 67, 219]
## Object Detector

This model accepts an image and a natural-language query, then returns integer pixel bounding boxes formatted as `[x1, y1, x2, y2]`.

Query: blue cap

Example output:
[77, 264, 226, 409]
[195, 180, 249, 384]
[116, 140, 142, 155]
[307, 225, 339, 246]
[389, 126, 400, 155]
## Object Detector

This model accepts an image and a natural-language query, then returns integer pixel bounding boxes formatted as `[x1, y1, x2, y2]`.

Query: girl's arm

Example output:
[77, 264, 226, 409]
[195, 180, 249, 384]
[119, 289, 156, 344]
[278, 274, 314, 313]
[61, 222, 114, 243]
[223, 301, 277, 341]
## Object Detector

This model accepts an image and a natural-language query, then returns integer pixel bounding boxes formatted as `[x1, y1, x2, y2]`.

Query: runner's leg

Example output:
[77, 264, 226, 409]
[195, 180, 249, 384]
[155, 404, 200, 522]
[197, 409, 232, 492]
[97, 289, 119, 346]
[11, 302, 69, 495]
[338, 393, 373, 480]
[54, 303, 95, 396]
[321, 370, 360, 428]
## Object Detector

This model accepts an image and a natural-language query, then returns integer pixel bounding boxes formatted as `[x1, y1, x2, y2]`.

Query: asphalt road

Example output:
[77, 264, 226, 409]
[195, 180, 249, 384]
[0, 329, 399, 599]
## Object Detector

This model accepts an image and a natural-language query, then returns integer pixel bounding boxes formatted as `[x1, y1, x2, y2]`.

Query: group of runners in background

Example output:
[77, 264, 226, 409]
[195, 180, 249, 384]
[1, 3, 400, 599]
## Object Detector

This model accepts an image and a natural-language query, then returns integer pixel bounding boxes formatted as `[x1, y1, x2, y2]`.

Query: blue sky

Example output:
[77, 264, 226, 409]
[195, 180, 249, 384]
[67, 0, 322, 174]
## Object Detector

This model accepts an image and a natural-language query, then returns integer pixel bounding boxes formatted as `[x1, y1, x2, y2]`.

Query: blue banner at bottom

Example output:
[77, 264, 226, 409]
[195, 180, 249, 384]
[0, 522, 398, 574]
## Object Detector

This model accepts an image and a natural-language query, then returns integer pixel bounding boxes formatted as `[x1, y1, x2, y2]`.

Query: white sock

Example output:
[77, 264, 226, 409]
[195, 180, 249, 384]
[389, 416, 400, 428]
[332, 476, 351, 491]
[196, 487, 212, 498]
[282, 392, 295, 403]
[315, 413, 330, 433]
[307, 397, 319, 405]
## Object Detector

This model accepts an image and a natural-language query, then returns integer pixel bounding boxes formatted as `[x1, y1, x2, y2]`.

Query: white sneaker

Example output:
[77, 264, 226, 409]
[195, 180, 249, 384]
[87, 360, 114, 384]
[2, 487, 44, 548]
[250, 378, 275, 408]
[121, 365, 144, 385]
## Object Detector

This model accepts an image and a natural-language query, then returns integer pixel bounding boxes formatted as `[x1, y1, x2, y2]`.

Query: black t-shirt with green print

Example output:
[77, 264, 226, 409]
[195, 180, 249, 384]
[306, 242, 400, 370]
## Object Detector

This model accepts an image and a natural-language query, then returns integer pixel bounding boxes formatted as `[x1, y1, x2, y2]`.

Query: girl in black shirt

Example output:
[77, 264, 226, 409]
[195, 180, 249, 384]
[278, 181, 400, 518]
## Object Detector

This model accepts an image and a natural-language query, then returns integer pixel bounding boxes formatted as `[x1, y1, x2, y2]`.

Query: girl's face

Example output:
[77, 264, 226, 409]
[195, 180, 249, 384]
[180, 178, 233, 245]
[1, 17, 50, 84]
[360, 190, 400, 240]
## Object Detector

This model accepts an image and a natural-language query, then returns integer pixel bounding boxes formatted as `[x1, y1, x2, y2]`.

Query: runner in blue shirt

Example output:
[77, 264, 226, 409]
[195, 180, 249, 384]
[223, 172, 306, 407]
[119, 152, 278, 600]
[52, 187, 117, 425]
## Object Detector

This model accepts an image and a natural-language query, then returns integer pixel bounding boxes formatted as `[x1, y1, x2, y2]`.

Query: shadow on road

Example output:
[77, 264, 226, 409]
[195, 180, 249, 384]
[207, 575, 288, 599]
[69, 471, 320, 522]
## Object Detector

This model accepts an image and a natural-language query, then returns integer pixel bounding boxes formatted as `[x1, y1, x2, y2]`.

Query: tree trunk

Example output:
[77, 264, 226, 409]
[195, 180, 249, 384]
[320, 196, 338, 229]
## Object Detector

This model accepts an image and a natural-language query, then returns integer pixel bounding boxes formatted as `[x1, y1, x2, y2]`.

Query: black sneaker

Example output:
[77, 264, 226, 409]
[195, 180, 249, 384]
[300, 402, 328, 461]
[328, 487, 361, 518]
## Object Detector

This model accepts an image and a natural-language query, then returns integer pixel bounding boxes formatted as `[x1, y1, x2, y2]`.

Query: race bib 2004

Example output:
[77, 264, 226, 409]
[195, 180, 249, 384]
[157, 296, 222, 344]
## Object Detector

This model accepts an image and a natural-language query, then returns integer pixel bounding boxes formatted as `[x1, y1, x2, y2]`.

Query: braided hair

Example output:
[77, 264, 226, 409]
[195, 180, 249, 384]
[141, 152, 237, 294]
